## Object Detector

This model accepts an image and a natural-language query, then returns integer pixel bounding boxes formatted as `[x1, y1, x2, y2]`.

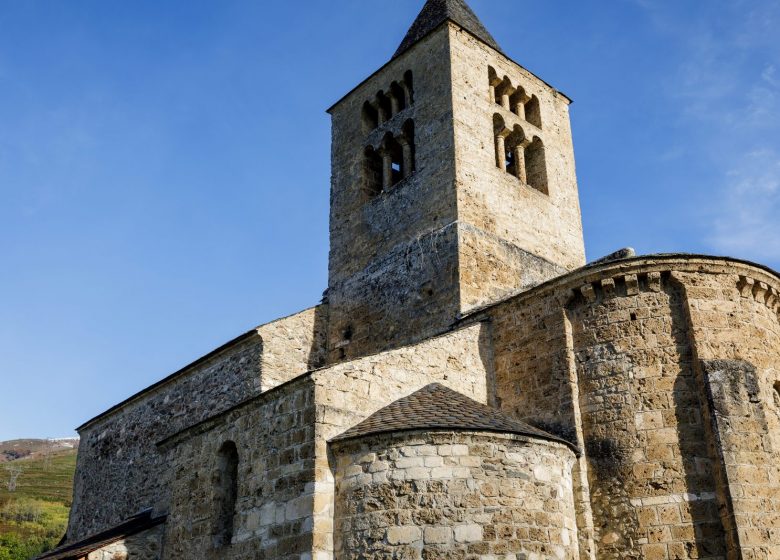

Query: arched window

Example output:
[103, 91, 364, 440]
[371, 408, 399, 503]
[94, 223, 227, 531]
[488, 66, 500, 104]
[376, 91, 392, 124]
[774, 381, 780, 407]
[380, 133, 405, 188]
[212, 441, 239, 548]
[495, 77, 513, 110]
[390, 81, 407, 114]
[525, 137, 548, 194]
[505, 126, 527, 181]
[510, 88, 529, 118]
[493, 114, 510, 170]
[363, 146, 383, 198]
[525, 95, 542, 128]
[389, 140, 404, 185]
[362, 101, 379, 132]
[403, 70, 414, 105]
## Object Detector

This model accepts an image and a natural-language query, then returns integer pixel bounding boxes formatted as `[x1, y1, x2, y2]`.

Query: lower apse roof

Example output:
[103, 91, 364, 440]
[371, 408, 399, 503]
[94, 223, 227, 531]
[330, 383, 578, 452]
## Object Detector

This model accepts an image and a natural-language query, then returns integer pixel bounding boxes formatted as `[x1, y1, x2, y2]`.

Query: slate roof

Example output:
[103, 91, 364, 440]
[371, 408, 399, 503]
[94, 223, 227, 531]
[37, 511, 166, 560]
[331, 383, 576, 451]
[394, 0, 503, 59]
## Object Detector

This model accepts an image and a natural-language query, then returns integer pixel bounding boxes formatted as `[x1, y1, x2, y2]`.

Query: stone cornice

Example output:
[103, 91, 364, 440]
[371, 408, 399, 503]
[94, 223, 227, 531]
[460, 254, 780, 321]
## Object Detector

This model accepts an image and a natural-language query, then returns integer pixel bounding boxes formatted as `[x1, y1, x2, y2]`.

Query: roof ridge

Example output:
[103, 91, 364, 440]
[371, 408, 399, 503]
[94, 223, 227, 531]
[394, 0, 503, 59]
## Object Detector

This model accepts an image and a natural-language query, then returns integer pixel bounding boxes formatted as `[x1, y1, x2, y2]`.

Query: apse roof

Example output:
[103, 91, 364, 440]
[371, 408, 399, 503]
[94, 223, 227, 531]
[331, 383, 577, 452]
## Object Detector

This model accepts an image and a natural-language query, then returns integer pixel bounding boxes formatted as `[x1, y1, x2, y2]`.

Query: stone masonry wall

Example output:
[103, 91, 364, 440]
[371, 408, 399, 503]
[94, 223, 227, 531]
[326, 223, 461, 364]
[68, 334, 264, 542]
[458, 222, 567, 311]
[673, 270, 780, 559]
[327, 26, 462, 362]
[332, 431, 578, 560]
[567, 273, 725, 560]
[449, 24, 586, 313]
[160, 376, 317, 560]
[258, 304, 328, 390]
[313, 322, 492, 558]
[85, 525, 164, 560]
[468, 256, 780, 560]
[69, 306, 324, 542]
[156, 322, 490, 560]
[476, 261, 596, 559]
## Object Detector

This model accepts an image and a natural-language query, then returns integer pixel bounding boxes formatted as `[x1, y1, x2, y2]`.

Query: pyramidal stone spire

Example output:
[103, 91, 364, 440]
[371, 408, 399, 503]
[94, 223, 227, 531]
[393, 0, 503, 58]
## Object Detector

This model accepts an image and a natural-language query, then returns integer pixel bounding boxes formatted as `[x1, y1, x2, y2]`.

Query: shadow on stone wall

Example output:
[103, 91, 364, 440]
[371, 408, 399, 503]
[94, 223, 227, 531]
[477, 320, 498, 406]
[308, 303, 329, 370]
[668, 281, 727, 558]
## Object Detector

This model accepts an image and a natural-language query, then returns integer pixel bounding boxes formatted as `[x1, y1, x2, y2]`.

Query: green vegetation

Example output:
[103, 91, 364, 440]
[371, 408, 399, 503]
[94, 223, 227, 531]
[0, 447, 77, 560]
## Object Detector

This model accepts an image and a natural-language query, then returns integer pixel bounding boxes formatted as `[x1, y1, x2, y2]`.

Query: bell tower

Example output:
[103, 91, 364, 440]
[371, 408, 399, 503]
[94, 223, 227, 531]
[326, 0, 585, 362]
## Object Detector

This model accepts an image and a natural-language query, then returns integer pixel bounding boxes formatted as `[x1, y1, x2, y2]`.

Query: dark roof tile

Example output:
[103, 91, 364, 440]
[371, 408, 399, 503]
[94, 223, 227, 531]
[37, 511, 165, 560]
[394, 0, 503, 59]
[331, 383, 576, 451]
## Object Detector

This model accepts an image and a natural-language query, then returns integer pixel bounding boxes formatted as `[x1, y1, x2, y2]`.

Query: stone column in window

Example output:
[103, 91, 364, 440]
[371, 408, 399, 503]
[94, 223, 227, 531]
[495, 132, 508, 170]
[513, 92, 531, 120]
[514, 139, 530, 183]
[501, 89, 512, 111]
[380, 148, 393, 190]
[489, 77, 502, 105]
[390, 95, 400, 116]
[400, 140, 413, 179]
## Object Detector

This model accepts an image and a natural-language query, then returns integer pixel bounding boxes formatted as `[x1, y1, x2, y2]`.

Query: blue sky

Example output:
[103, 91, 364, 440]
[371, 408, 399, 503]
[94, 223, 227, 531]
[1, 0, 778, 441]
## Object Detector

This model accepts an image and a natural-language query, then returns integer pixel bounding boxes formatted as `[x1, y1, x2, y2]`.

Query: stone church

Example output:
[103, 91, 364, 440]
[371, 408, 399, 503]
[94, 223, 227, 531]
[41, 1, 780, 559]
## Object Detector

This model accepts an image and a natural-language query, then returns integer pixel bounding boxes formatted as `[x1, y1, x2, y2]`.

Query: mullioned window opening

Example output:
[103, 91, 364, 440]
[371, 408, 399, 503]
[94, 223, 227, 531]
[493, 114, 548, 195]
[361, 71, 415, 133]
[363, 120, 416, 197]
[488, 66, 543, 129]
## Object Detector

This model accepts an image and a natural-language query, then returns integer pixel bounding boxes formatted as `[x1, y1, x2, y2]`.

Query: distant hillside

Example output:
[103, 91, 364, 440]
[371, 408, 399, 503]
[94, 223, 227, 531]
[0, 439, 79, 464]
[0, 439, 79, 560]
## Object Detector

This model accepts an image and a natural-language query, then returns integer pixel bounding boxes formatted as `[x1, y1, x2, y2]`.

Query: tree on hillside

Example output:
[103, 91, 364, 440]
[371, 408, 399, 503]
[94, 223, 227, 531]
[4, 465, 23, 492]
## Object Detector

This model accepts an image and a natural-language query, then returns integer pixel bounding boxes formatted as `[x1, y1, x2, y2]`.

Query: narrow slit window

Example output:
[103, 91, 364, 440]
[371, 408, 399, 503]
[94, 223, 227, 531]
[213, 441, 239, 549]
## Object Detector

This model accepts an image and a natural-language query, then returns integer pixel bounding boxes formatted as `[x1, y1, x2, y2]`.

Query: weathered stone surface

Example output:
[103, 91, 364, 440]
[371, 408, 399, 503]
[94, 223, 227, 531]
[326, 14, 585, 362]
[257, 305, 328, 390]
[332, 432, 578, 559]
[68, 306, 325, 541]
[462, 257, 780, 560]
